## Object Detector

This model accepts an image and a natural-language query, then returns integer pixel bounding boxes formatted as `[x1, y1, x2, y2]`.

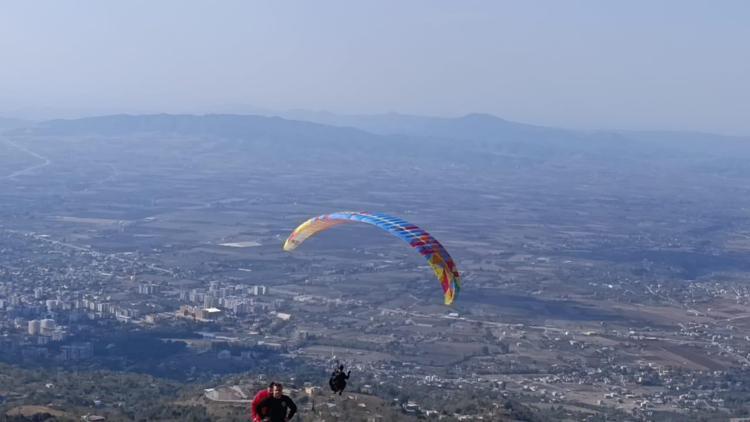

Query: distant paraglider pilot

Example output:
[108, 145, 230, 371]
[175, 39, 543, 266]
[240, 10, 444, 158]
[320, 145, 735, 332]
[329, 364, 351, 395]
[254, 383, 297, 422]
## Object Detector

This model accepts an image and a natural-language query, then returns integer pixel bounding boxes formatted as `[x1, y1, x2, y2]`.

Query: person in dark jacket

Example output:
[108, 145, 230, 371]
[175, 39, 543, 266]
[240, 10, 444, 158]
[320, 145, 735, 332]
[254, 383, 297, 422]
[329, 364, 351, 395]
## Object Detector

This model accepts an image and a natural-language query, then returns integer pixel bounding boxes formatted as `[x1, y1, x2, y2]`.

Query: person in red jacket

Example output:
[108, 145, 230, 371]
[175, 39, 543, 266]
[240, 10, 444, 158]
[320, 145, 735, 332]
[251, 382, 276, 422]
[255, 383, 297, 422]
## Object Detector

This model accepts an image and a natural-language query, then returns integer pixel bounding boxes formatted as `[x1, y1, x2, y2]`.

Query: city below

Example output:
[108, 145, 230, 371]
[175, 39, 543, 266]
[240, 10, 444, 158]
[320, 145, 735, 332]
[2, 113, 750, 421]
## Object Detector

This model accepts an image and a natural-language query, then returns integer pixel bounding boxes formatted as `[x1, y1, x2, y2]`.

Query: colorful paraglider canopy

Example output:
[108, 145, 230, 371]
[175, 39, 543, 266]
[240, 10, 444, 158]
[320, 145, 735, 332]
[283, 211, 461, 305]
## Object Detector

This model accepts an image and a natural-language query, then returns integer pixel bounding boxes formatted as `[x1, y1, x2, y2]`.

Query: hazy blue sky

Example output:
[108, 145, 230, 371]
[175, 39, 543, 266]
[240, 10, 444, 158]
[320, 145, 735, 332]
[1, 1, 748, 134]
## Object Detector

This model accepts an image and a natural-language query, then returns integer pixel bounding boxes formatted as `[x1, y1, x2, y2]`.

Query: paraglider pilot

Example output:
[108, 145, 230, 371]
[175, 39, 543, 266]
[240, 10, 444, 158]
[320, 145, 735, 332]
[329, 364, 351, 395]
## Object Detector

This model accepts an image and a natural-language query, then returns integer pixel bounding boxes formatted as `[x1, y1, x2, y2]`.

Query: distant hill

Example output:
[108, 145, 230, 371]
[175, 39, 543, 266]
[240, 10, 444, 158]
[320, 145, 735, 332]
[16, 113, 448, 167]
[281, 109, 750, 152]
[281, 110, 750, 158]
[17, 112, 750, 169]
[23, 113, 374, 143]
[0, 116, 30, 131]
[282, 110, 670, 161]
[19, 112, 613, 160]
[282, 110, 582, 143]
[24, 111, 590, 149]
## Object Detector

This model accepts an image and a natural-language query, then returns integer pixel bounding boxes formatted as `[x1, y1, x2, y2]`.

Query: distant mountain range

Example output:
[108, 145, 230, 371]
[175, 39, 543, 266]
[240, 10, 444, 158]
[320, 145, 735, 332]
[279, 110, 750, 151]
[5, 112, 750, 165]
[16, 113, 369, 141]
[283, 110, 577, 140]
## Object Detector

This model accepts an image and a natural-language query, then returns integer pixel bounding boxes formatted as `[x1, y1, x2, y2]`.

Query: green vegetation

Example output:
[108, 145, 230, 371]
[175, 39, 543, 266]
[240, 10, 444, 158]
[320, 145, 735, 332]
[0, 363, 207, 421]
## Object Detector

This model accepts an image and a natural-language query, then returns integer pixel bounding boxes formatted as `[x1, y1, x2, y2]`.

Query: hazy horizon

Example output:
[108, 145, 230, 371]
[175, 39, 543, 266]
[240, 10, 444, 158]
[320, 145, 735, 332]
[2, 1, 749, 135]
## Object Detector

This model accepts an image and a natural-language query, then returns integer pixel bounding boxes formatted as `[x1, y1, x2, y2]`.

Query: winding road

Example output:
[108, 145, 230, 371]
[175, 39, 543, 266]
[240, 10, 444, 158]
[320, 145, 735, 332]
[1, 137, 51, 180]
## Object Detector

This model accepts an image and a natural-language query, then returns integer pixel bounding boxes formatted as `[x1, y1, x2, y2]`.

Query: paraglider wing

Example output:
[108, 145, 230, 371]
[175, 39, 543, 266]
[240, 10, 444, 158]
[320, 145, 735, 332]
[283, 211, 461, 305]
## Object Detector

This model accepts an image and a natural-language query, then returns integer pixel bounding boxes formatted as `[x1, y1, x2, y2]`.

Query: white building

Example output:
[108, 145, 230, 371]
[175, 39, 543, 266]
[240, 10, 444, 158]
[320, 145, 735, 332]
[138, 283, 159, 295]
[40, 319, 56, 335]
[28, 320, 40, 336]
